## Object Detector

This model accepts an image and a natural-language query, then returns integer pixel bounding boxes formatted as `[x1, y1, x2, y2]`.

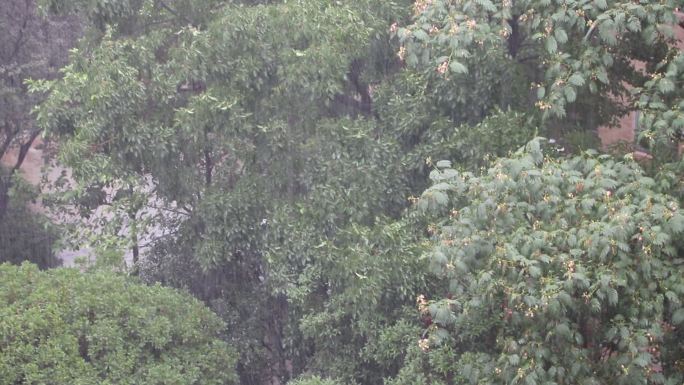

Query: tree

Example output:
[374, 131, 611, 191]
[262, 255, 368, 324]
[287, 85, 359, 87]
[290, 216, 433, 384]
[396, 0, 684, 152]
[32, 0, 419, 383]
[396, 140, 684, 385]
[0, 262, 237, 385]
[0, 0, 80, 219]
[36, 2, 684, 385]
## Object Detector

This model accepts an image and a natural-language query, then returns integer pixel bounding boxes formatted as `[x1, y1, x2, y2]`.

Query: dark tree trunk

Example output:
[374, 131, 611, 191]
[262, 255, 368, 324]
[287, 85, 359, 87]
[0, 129, 40, 220]
[0, 178, 9, 221]
[262, 294, 291, 385]
[507, 15, 522, 59]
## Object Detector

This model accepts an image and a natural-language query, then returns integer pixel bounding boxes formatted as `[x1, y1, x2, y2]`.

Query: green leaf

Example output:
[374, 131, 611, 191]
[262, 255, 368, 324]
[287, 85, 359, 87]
[436, 160, 452, 168]
[527, 139, 543, 165]
[673, 308, 684, 324]
[598, 20, 617, 45]
[413, 29, 429, 42]
[537, 86, 546, 99]
[596, 69, 609, 84]
[546, 36, 558, 53]
[475, 0, 497, 12]
[554, 29, 568, 44]
[449, 61, 468, 74]
[568, 73, 585, 86]
[433, 328, 450, 343]
[633, 352, 651, 367]
[555, 323, 571, 339]
[528, 265, 541, 277]
[432, 191, 449, 206]
[607, 288, 618, 306]
[667, 213, 684, 234]
[602, 53, 613, 66]
[431, 303, 454, 325]
[564, 87, 577, 103]
[431, 182, 454, 191]
[658, 78, 675, 93]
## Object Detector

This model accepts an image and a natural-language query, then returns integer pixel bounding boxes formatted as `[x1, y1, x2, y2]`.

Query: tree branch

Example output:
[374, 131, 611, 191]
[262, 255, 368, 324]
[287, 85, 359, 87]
[7, 0, 32, 61]
[10, 128, 40, 176]
[0, 123, 20, 160]
[157, 0, 193, 26]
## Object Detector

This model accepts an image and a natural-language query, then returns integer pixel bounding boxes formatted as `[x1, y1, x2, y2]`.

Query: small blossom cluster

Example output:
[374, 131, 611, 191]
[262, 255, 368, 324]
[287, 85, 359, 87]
[535, 100, 552, 110]
[418, 338, 430, 352]
[413, 0, 433, 15]
[437, 60, 449, 75]
[416, 294, 429, 315]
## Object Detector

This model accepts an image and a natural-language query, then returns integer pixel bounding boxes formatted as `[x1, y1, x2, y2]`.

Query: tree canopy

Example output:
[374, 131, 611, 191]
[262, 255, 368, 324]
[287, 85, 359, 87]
[398, 140, 684, 385]
[397, 0, 684, 148]
[0, 262, 237, 385]
[2, 0, 683, 384]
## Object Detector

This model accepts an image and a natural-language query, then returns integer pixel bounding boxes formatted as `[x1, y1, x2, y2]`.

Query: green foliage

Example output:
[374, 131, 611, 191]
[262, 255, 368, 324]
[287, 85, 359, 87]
[30, 1, 684, 385]
[396, 0, 683, 149]
[407, 139, 684, 385]
[373, 70, 538, 194]
[0, 174, 58, 269]
[32, 1, 422, 383]
[287, 375, 343, 385]
[292, 216, 434, 384]
[408, 109, 538, 174]
[636, 52, 684, 147]
[562, 128, 602, 153]
[0, 263, 237, 385]
[653, 159, 684, 204]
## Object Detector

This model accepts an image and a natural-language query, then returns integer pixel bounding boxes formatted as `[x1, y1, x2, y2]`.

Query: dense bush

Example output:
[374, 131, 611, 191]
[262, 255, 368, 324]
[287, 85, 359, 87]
[0, 263, 237, 385]
[400, 140, 684, 385]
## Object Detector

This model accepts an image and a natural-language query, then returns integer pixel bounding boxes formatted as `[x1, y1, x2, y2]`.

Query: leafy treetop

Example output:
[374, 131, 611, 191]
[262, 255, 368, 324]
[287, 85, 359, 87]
[0, 263, 237, 385]
[398, 140, 684, 385]
[397, 0, 684, 145]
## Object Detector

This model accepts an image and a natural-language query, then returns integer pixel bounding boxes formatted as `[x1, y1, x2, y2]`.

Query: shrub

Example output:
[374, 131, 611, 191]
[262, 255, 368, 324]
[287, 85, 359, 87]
[0, 263, 237, 385]
[401, 140, 684, 385]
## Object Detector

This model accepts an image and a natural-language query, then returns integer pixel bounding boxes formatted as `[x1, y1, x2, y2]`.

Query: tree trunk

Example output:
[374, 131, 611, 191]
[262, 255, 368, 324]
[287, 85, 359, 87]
[0, 130, 40, 220]
[262, 294, 291, 385]
[0, 177, 10, 221]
